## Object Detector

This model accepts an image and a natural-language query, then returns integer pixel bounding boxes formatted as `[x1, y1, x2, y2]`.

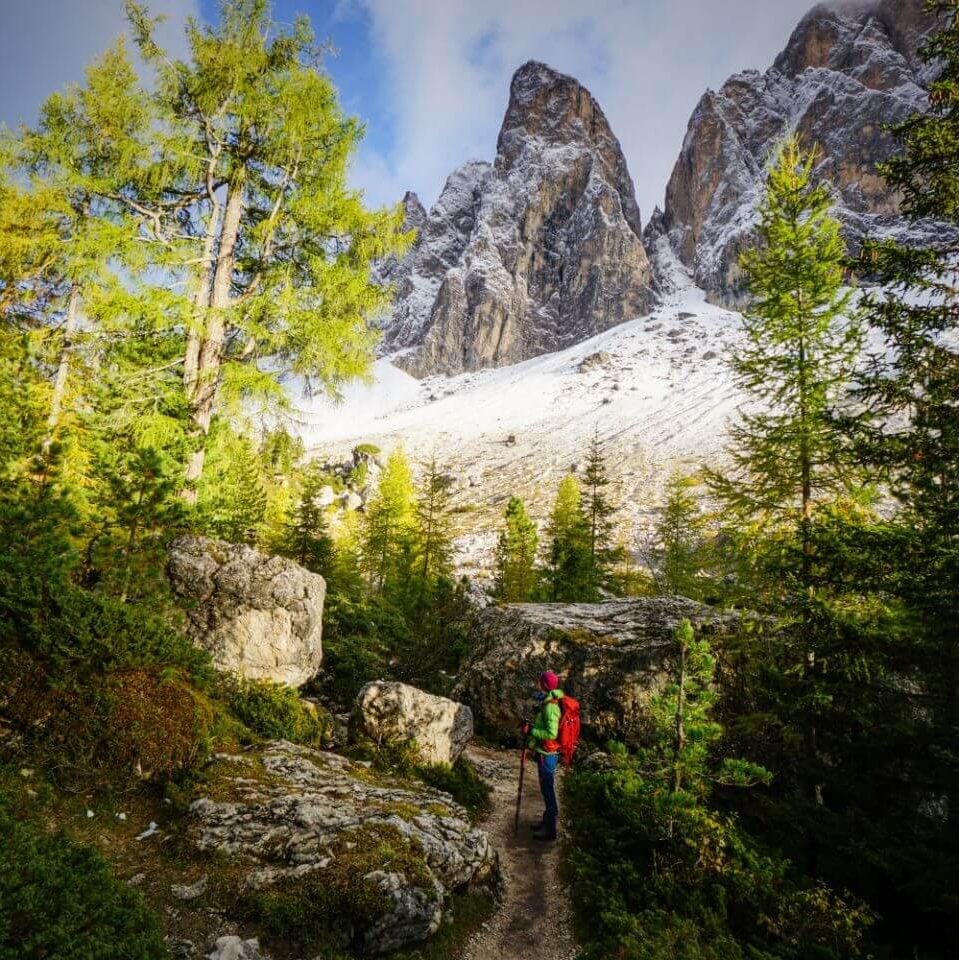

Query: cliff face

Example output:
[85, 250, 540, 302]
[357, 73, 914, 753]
[653, 0, 937, 305]
[380, 61, 656, 378]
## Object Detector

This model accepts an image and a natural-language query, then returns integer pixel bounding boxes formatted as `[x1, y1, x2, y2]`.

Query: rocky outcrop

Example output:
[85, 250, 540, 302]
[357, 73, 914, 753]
[454, 598, 748, 745]
[167, 537, 325, 687]
[190, 741, 496, 954]
[381, 61, 656, 377]
[352, 681, 474, 766]
[654, 0, 937, 304]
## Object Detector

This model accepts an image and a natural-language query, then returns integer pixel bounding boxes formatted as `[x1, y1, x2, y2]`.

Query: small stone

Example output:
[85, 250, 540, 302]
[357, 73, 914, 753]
[171, 876, 208, 901]
[19, 768, 33, 778]
[86, 809, 94, 818]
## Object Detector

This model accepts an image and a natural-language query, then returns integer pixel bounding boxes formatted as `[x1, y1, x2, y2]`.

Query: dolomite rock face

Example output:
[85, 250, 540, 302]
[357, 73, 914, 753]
[189, 741, 496, 954]
[381, 61, 656, 377]
[166, 537, 325, 687]
[454, 598, 749, 745]
[654, 0, 938, 305]
[352, 681, 474, 766]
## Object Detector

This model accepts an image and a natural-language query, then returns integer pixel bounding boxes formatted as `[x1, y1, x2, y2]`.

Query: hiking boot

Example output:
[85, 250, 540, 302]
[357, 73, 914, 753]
[532, 819, 557, 842]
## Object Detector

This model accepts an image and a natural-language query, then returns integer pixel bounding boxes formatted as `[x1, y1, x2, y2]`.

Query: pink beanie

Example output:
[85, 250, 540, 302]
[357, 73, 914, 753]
[539, 670, 559, 691]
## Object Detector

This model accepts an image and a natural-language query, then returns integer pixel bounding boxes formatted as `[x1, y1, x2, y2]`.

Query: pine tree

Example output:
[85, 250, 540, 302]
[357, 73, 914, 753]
[545, 474, 593, 602]
[125, 0, 412, 498]
[652, 474, 710, 599]
[708, 138, 864, 589]
[360, 447, 415, 594]
[582, 429, 618, 594]
[840, 0, 959, 928]
[412, 457, 455, 600]
[282, 466, 334, 576]
[197, 425, 267, 544]
[494, 496, 539, 602]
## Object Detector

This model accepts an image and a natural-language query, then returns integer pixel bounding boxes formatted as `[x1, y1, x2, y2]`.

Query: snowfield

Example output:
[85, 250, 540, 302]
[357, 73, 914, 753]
[292, 246, 747, 570]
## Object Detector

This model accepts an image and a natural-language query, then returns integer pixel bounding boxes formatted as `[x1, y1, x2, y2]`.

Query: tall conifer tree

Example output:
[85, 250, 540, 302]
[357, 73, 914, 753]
[708, 138, 863, 588]
[494, 496, 539, 602]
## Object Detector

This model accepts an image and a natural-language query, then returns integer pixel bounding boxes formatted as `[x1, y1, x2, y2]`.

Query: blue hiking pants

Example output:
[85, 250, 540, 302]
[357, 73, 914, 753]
[537, 752, 559, 821]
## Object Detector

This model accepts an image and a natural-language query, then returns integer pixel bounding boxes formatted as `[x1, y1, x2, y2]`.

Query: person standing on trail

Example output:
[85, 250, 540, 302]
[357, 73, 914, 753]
[526, 670, 565, 842]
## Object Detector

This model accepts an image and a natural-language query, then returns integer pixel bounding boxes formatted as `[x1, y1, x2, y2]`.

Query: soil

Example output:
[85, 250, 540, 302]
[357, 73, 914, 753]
[460, 745, 578, 960]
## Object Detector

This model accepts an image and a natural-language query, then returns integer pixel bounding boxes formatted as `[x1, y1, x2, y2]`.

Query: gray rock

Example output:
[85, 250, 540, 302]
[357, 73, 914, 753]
[352, 681, 474, 766]
[171, 875, 208, 901]
[189, 741, 496, 955]
[653, 0, 940, 305]
[380, 62, 655, 377]
[454, 597, 749, 745]
[167, 537, 325, 687]
[206, 937, 267, 960]
[578, 351, 613, 374]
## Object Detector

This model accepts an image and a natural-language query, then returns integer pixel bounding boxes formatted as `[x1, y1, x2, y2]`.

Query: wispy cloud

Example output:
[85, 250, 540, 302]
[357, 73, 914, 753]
[348, 0, 816, 219]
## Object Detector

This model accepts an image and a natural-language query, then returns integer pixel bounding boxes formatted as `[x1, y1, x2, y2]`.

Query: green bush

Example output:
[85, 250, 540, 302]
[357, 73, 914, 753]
[564, 758, 873, 960]
[0, 569, 210, 684]
[417, 758, 492, 817]
[222, 676, 331, 747]
[236, 824, 431, 952]
[0, 801, 168, 960]
[2, 656, 215, 791]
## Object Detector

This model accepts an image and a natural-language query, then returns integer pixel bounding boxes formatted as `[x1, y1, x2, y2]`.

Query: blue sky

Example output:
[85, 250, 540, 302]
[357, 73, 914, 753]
[0, 0, 818, 219]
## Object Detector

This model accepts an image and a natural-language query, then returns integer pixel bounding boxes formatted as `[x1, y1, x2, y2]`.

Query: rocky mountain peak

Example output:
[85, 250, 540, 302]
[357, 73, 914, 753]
[497, 61, 644, 238]
[655, 0, 937, 305]
[378, 61, 655, 378]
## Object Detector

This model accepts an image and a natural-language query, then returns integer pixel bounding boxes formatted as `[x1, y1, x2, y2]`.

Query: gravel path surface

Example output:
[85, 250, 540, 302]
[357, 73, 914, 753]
[460, 745, 578, 960]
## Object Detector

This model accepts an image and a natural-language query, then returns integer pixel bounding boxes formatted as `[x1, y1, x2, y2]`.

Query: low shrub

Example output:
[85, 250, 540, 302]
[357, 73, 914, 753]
[564, 757, 874, 960]
[3, 655, 214, 791]
[221, 675, 332, 747]
[0, 800, 168, 960]
[417, 758, 492, 817]
[0, 566, 211, 684]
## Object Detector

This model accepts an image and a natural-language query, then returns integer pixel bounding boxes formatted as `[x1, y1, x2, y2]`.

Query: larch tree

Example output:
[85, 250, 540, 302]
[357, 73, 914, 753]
[545, 473, 592, 602]
[361, 447, 415, 595]
[708, 137, 864, 590]
[125, 0, 411, 498]
[494, 496, 539, 602]
[652, 474, 709, 599]
[582, 429, 617, 593]
[4, 41, 156, 450]
[412, 457, 455, 601]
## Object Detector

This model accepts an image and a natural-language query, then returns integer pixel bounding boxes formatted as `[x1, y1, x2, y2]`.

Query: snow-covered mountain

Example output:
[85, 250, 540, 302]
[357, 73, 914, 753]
[379, 61, 656, 379]
[652, 0, 937, 305]
[300, 240, 744, 570]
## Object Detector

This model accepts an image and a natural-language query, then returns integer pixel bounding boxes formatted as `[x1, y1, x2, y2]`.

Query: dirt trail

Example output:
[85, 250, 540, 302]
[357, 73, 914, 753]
[461, 745, 578, 960]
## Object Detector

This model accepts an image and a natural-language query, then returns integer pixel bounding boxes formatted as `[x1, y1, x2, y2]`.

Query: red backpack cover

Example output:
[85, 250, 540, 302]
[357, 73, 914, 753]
[557, 695, 581, 767]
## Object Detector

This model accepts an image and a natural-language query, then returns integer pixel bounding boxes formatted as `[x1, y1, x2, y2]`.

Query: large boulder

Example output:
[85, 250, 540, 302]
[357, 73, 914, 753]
[454, 598, 747, 746]
[189, 740, 496, 954]
[167, 536, 325, 687]
[352, 681, 473, 766]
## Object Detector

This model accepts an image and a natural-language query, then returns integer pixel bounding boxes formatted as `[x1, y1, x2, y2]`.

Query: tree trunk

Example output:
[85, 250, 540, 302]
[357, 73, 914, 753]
[673, 636, 687, 795]
[183, 171, 245, 496]
[43, 282, 82, 449]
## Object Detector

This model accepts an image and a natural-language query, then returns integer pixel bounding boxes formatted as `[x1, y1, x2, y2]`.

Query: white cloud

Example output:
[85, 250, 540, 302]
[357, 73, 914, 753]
[349, 0, 817, 220]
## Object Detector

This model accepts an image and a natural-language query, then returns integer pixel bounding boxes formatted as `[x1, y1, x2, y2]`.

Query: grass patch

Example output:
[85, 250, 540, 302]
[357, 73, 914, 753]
[219, 675, 332, 748]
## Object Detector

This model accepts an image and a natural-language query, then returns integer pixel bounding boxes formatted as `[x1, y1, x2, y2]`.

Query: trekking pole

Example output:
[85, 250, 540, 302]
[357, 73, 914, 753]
[514, 723, 530, 836]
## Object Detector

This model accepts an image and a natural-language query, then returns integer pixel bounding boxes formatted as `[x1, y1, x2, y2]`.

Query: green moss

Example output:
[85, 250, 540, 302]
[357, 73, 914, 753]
[236, 823, 433, 951]
[0, 798, 169, 960]
[220, 675, 332, 748]
[393, 892, 496, 960]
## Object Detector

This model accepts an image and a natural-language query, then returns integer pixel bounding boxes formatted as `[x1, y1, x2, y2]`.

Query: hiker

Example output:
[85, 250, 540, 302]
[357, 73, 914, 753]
[526, 670, 565, 842]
